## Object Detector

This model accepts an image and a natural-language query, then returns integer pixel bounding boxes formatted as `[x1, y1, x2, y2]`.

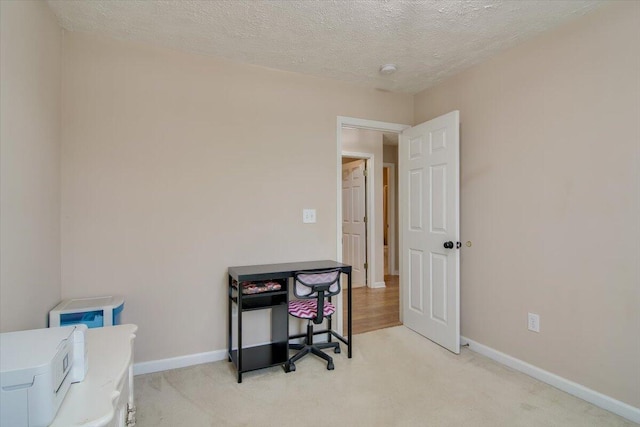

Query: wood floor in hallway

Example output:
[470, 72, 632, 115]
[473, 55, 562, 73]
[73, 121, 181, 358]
[343, 275, 401, 335]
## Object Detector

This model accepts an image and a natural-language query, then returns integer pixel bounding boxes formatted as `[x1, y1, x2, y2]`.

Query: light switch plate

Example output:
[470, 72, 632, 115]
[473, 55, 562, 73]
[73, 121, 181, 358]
[528, 312, 540, 332]
[303, 209, 317, 223]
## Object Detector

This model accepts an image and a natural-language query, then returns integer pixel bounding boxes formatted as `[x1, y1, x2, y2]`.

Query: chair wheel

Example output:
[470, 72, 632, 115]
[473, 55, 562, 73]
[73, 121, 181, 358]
[334, 346, 341, 354]
[284, 362, 296, 373]
[327, 362, 334, 370]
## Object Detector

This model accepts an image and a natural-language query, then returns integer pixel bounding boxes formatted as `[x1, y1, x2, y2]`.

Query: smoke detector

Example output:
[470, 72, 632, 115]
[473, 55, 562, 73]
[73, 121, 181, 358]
[379, 64, 397, 75]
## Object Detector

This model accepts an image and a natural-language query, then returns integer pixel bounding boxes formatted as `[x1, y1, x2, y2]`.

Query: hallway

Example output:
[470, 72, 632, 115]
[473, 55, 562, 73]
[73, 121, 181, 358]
[343, 275, 401, 335]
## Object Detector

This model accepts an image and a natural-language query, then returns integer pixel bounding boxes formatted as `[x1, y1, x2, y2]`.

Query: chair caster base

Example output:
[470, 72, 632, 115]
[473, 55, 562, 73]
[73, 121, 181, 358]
[327, 362, 334, 370]
[284, 361, 296, 373]
[334, 346, 341, 354]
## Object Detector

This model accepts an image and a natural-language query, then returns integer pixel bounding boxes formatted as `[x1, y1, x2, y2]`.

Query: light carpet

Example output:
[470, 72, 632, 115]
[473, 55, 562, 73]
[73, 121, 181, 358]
[134, 326, 636, 426]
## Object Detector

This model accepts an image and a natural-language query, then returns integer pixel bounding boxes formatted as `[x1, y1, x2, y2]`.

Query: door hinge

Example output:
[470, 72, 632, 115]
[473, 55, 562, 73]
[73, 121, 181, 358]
[363, 169, 368, 177]
[364, 262, 368, 270]
[364, 216, 367, 223]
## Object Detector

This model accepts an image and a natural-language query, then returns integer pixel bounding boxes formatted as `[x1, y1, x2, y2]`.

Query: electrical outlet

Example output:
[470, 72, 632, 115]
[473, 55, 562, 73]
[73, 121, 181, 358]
[302, 209, 316, 223]
[528, 312, 540, 333]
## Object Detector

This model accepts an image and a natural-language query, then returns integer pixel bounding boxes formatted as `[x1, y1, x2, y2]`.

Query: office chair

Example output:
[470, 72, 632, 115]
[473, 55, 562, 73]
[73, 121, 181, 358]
[284, 268, 341, 372]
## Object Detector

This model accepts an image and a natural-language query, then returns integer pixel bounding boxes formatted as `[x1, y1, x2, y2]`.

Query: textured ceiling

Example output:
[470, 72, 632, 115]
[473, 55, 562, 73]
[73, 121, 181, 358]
[47, 0, 604, 94]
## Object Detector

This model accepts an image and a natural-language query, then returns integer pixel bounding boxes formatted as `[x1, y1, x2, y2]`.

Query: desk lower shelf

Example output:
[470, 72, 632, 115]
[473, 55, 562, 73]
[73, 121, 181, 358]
[230, 342, 288, 373]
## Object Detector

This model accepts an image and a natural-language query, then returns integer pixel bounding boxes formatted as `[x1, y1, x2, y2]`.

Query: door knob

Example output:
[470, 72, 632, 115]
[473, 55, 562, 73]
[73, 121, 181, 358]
[444, 241, 462, 249]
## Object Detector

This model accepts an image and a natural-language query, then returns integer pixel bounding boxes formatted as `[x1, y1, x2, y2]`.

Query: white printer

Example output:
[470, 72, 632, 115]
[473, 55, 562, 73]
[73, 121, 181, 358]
[0, 325, 88, 427]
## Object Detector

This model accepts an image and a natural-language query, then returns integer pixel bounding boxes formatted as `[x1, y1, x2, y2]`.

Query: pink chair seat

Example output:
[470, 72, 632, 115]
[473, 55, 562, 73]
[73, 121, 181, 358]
[288, 299, 336, 319]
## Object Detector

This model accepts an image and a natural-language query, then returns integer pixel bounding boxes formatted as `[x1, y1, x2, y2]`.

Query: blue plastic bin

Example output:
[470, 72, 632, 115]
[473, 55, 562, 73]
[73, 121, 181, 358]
[49, 296, 125, 329]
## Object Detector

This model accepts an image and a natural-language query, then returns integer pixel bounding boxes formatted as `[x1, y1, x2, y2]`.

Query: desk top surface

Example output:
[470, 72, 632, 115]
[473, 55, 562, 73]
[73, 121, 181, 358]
[228, 260, 351, 281]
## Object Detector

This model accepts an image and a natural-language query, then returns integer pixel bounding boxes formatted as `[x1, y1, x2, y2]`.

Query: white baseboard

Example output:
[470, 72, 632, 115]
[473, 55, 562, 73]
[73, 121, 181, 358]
[133, 349, 227, 376]
[371, 281, 386, 289]
[460, 336, 640, 424]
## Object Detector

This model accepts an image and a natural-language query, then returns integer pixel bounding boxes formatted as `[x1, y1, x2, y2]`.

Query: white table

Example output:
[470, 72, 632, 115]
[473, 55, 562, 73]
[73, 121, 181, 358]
[51, 324, 137, 427]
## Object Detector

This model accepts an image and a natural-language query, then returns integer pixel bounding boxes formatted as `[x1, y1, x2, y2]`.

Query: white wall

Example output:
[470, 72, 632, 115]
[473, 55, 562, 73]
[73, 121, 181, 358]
[0, 1, 62, 331]
[60, 31, 413, 362]
[414, 1, 640, 408]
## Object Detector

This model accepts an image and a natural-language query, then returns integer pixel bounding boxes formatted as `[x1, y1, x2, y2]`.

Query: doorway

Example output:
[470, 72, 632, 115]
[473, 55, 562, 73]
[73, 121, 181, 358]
[338, 123, 406, 335]
[336, 112, 461, 354]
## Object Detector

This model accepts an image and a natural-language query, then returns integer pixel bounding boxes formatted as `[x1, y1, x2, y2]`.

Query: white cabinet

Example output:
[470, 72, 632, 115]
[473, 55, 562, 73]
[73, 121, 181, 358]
[51, 324, 137, 427]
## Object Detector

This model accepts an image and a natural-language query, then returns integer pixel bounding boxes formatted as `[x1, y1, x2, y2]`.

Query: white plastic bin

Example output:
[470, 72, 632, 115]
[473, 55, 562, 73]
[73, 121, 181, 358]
[49, 296, 125, 329]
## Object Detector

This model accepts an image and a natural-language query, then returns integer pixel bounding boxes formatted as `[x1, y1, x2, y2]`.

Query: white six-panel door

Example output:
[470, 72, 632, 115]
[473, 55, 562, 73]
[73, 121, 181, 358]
[342, 159, 367, 287]
[400, 111, 460, 353]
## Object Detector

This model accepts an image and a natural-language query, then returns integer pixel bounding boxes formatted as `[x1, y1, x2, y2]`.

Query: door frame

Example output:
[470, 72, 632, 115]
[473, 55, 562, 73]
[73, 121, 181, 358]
[383, 162, 397, 275]
[342, 152, 373, 288]
[335, 117, 410, 334]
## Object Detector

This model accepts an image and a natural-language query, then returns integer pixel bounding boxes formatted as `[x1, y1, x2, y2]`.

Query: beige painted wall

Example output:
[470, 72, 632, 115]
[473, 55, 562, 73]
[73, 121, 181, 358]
[60, 32, 413, 362]
[342, 128, 385, 287]
[0, 1, 62, 332]
[414, 2, 640, 407]
[382, 144, 398, 165]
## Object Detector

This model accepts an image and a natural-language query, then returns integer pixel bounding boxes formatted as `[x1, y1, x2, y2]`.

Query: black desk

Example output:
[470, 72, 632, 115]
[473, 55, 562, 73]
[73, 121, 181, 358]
[227, 260, 352, 383]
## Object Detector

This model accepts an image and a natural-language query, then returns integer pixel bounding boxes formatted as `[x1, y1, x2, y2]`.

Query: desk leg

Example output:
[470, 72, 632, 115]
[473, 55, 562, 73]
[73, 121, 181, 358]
[327, 296, 332, 343]
[228, 276, 232, 363]
[348, 271, 352, 358]
[237, 291, 243, 383]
